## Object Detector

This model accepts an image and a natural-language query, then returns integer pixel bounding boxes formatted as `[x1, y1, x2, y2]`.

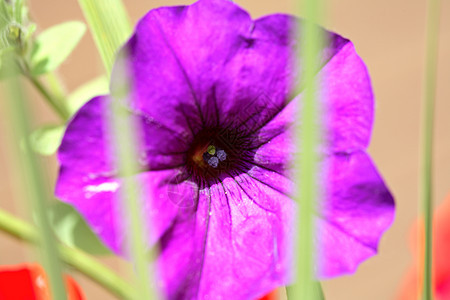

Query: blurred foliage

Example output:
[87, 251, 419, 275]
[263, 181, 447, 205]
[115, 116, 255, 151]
[0, 1, 86, 77]
[48, 201, 111, 256]
[0, 0, 34, 77]
[29, 125, 65, 156]
[0, 0, 108, 151]
[68, 76, 109, 116]
[30, 21, 86, 75]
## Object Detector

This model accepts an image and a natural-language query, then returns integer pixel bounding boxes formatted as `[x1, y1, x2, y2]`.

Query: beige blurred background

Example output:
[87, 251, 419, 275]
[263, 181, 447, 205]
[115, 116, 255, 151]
[0, 0, 449, 299]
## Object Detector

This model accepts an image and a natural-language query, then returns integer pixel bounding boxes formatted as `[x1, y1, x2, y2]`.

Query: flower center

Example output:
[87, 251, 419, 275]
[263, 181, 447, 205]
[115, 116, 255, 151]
[188, 136, 230, 172]
[186, 126, 253, 185]
[202, 144, 227, 168]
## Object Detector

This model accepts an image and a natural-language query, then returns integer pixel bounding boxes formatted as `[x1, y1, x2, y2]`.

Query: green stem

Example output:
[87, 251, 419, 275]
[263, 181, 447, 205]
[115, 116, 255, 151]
[110, 71, 158, 300]
[0, 209, 38, 242]
[59, 247, 135, 299]
[77, 1, 158, 299]
[25, 73, 70, 121]
[0, 209, 135, 300]
[421, 0, 441, 298]
[77, 0, 131, 76]
[287, 281, 325, 300]
[7, 63, 67, 300]
[292, 0, 324, 298]
[45, 72, 68, 104]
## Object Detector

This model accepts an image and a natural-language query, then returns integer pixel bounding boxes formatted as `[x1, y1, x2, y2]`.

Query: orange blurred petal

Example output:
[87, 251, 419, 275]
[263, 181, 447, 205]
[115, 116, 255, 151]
[396, 267, 421, 300]
[65, 275, 85, 300]
[397, 193, 450, 300]
[0, 263, 84, 300]
[258, 288, 280, 300]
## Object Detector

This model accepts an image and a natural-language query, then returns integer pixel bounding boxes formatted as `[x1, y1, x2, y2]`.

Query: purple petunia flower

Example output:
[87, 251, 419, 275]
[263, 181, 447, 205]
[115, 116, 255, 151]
[55, 0, 395, 299]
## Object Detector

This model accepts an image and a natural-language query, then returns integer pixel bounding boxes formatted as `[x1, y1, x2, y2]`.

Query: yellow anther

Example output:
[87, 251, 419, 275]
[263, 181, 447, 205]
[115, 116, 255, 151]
[207, 145, 216, 155]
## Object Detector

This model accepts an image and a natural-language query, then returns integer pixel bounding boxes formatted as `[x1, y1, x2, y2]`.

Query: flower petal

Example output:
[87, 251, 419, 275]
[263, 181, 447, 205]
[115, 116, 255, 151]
[155, 176, 294, 300]
[117, 0, 253, 135]
[320, 42, 375, 152]
[58, 96, 187, 174]
[318, 151, 394, 277]
[250, 132, 394, 278]
[56, 96, 189, 252]
[215, 13, 349, 134]
[0, 264, 85, 300]
[116, 0, 349, 136]
[56, 1, 394, 298]
[253, 41, 374, 154]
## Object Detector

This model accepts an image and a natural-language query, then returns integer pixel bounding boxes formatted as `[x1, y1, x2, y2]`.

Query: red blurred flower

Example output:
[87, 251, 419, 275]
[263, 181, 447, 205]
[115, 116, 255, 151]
[397, 193, 450, 299]
[0, 263, 84, 300]
[258, 288, 285, 300]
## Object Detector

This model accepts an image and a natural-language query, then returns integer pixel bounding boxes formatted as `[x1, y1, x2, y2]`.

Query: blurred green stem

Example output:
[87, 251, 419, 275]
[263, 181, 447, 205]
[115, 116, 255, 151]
[12, 56, 70, 121]
[292, 0, 324, 298]
[45, 72, 68, 105]
[6, 64, 67, 300]
[109, 64, 158, 300]
[0, 209, 135, 300]
[421, 0, 441, 298]
[24, 72, 70, 121]
[77, 1, 157, 299]
[77, 0, 131, 76]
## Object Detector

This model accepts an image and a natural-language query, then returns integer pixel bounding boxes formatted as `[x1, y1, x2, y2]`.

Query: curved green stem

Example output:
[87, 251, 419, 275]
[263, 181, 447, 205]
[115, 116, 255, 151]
[59, 245, 135, 299]
[0, 209, 135, 300]
[0, 209, 37, 242]
[25, 73, 70, 121]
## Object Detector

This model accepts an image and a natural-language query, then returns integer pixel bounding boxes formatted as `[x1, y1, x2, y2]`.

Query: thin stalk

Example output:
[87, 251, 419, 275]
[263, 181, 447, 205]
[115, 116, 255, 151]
[292, 0, 324, 298]
[0, 209, 38, 243]
[18, 58, 70, 121]
[77, 0, 131, 76]
[45, 72, 68, 105]
[25, 74, 70, 121]
[420, 0, 441, 298]
[59, 246, 135, 299]
[110, 76, 157, 300]
[0, 209, 135, 300]
[5, 65, 67, 300]
[77, 1, 157, 299]
[8, 37, 70, 121]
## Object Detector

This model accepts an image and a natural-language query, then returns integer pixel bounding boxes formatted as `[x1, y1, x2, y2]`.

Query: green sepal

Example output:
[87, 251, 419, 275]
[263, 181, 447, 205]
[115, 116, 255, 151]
[48, 201, 112, 256]
[29, 124, 65, 156]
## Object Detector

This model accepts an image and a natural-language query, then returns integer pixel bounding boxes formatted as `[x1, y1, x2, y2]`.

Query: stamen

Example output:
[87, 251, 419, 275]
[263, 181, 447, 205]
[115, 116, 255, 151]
[202, 144, 227, 168]
[208, 156, 219, 168]
[186, 126, 254, 183]
[217, 149, 226, 161]
[207, 145, 216, 155]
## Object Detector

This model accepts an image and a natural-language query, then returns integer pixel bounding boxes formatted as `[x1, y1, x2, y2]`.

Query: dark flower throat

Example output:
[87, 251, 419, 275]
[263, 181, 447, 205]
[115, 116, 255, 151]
[186, 126, 255, 187]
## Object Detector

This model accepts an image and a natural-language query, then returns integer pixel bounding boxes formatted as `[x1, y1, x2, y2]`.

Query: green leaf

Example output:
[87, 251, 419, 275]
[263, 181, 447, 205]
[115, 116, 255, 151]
[30, 21, 86, 75]
[48, 201, 111, 255]
[29, 125, 65, 156]
[68, 76, 109, 116]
